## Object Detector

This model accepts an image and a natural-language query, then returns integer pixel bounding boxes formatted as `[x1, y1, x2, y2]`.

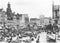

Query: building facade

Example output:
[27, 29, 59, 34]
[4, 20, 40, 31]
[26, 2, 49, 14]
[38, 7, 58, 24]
[44, 17, 51, 25]
[19, 14, 29, 28]
[0, 9, 7, 25]
[30, 18, 40, 27]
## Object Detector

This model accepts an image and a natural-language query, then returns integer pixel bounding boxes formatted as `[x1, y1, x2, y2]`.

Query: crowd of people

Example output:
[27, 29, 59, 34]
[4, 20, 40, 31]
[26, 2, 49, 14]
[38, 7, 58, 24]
[0, 24, 41, 43]
[0, 22, 59, 43]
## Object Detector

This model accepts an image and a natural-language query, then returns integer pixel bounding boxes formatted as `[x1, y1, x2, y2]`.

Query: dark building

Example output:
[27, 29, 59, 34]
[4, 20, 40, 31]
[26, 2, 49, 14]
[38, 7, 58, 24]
[25, 17, 29, 25]
[6, 2, 13, 20]
[52, 3, 60, 24]
[15, 13, 20, 20]
[52, 3, 59, 20]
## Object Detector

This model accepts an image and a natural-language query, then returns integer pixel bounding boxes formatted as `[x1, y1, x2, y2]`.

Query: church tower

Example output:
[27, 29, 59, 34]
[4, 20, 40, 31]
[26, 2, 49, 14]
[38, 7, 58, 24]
[6, 2, 13, 20]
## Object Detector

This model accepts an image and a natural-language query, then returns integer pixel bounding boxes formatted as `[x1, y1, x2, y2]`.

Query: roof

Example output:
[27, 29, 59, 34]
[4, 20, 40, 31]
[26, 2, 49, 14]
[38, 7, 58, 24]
[30, 18, 40, 20]
[0, 8, 3, 11]
[43, 17, 51, 19]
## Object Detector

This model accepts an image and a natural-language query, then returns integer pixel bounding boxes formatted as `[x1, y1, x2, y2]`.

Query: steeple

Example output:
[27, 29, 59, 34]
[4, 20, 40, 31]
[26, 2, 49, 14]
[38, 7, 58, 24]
[7, 2, 12, 13]
[6, 2, 13, 20]
[8, 2, 10, 8]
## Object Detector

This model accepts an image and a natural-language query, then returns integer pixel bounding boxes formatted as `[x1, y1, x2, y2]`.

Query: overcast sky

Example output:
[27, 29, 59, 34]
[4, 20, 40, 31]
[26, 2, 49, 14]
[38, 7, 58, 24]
[0, 0, 60, 18]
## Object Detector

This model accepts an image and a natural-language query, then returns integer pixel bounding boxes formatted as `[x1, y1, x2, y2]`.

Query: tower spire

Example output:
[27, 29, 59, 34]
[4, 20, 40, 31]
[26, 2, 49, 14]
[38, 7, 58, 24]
[8, 2, 10, 8]
[6, 2, 13, 20]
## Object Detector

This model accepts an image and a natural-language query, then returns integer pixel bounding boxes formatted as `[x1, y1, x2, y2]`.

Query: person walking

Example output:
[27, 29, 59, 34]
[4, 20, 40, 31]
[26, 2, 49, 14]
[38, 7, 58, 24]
[36, 36, 40, 43]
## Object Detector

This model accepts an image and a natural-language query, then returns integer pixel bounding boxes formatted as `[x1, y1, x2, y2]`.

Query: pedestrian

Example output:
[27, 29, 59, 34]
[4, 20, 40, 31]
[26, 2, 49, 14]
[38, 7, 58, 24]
[30, 37, 36, 43]
[8, 36, 12, 43]
[36, 36, 40, 43]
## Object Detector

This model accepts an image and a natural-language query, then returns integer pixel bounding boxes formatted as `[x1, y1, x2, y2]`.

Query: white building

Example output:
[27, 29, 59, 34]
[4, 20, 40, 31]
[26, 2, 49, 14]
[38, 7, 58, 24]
[5, 14, 29, 29]
[19, 14, 29, 27]
[13, 14, 29, 29]
[30, 18, 40, 27]
[44, 17, 51, 25]
[39, 15, 45, 26]
[39, 15, 51, 26]
[30, 17, 51, 27]
[52, 5, 60, 19]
